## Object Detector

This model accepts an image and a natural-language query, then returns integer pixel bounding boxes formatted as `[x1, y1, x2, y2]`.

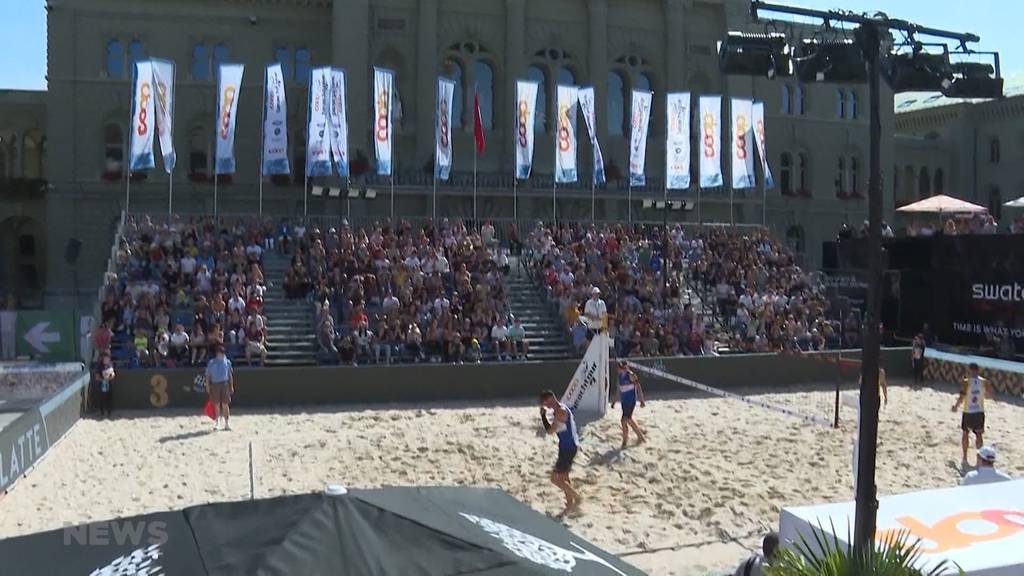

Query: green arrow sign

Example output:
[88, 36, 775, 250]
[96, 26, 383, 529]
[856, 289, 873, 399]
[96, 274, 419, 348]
[15, 311, 74, 361]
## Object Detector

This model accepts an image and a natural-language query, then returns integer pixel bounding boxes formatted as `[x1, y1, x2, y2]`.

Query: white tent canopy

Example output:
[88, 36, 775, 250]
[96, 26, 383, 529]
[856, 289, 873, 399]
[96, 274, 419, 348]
[896, 194, 988, 214]
[1003, 195, 1024, 208]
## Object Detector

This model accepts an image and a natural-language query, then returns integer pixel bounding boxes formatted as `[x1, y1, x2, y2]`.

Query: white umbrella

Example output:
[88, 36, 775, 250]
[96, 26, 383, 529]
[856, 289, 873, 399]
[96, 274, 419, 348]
[895, 194, 987, 214]
[1003, 195, 1024, 208]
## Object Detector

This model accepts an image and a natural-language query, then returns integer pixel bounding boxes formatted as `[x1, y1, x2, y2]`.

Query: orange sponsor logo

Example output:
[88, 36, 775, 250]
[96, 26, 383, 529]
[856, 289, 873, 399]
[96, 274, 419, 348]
[136, 82, 151, 136]
[735, 113, 748, 160]
[557, 102, 571, 152]
[375, 87, 390, 143]
[439, 96, 450, 148]
[517, 99, 530, 147]
[702, 111, 716, 158]
[219, 85, 236, 139]
[876, 509, 1024, 554]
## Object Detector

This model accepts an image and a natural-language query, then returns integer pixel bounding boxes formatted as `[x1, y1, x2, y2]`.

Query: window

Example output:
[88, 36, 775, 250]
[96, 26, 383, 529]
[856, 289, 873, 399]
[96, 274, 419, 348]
[990, 138, 1001, 164]
[849, 157, 859, 196]
[903, 166, 915, 200]
[128, 40, 146, 67]
[781, 83, 792, 114]
[188, 127, 208, 179]
[798, 152, 808, 194]
[295, 48, 311, 84]
[608, 71, 625, 136]
[918, 167, 930, 198]
[557, 66, 575, 87]
[780, 152, 792, 195]
[103, 123, 123, 177]
[473, 60, 494, 130]
[847, 90, 858, 119]
[836, 157, 846, 196]
[934, 168, 944, 195]
[106, 40, 125, 78]
[275, 47, 292, 80]
[795, 85, 806, 115]
[444, 59, 465, 128]
[527, 65, 546, 132]
[212, 43, 229, 71]
[191, 43, 210, 81]
[836, 89, 845, 119]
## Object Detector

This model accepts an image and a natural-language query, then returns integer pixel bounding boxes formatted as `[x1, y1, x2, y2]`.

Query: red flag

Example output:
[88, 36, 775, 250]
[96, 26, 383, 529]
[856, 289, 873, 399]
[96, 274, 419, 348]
[473, 90, 486, 155]
[203, 399, 217, 421]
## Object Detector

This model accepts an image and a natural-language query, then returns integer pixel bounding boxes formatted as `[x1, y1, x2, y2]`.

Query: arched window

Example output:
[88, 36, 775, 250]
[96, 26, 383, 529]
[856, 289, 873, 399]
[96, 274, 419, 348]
[608, 71, 625, 136]
[934, 168, 944, 195]
[635, 72, 652, 93]
[781, 83, 792, 114]
[527, 65, 546, 132]
[903, 166, 914, 200]
[473, 60, 494, 130]
[444, 59, 465, 128]
[836, 156, 846, 196]
[191, 43, 210, 81]
[188, 127, 208, 178]
[275, 47, 292, 80]
[128, 40, 146, 67]
[295, 48, 311, 84]
[990, 138, 1001, 164]
[212, 44, 230, 71]
[795, 85, 806, 115]
[103, 123, 123, 176]
[918, 167, 931, 198]
[106, 40, 125, 79]
[780, 152, 792, 195]
[836, 89, 845, 119]
[798, 152, 808, 194]
[557, 66, 575, 87]
[847, 90, 858, 119]
[849, 157, 859, 195]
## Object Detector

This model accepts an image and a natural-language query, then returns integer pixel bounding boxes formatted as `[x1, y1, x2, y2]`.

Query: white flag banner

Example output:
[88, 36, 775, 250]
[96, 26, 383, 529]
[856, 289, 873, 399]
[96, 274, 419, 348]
[514, 80, 539, 180]
[329, 68, 349, 178]
[752, 101, 774, 190]
[435, 77, 455, 181]
[554, 84, 579, 184]
[150, 59, 175, 174]
[305, 67, 332, 178]
[214, 63, 244, 175]
[699, 95, 723, 188]
[577, 86, 605, 185]
[128, 60, 155, 172]
[373, 67, 394, 176]
[629, 90, 653, 187]
[731, 98, 756, 189]
[561, 331, 609, 422]
[262, 63, 290, 176]
[665, 92, 691, 190]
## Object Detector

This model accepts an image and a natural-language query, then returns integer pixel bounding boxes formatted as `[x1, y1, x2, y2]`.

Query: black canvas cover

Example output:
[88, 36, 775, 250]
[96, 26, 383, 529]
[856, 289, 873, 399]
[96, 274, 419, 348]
[0, 486, 644, 576]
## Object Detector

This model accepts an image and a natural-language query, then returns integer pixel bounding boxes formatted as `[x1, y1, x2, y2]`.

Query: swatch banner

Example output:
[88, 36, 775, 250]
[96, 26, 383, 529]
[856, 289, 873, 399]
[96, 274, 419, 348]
[262, 63, 290, 176]
[214, 63, 244, 175]
[665, 92, 691, 190]
[699, 95, 723, 188]
[752, 101, 774, 189]
[629, 90, 653, 187]
[554, 84, 579, 184]
[150, 59, 175, 174]
[514, 80, 539, 180]
[435, 77, 455, 181]
[303, 67, 332, 178]
[577, 86, 605, 185]
[373, 67, 394, 176]
[128, 60, 155, 172]
[329, 68, 349, 178]
[731, 98, 755, 189]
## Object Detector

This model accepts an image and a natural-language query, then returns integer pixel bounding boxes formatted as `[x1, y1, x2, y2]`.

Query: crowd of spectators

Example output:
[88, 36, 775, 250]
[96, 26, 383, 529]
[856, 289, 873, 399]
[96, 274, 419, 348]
[94, 215, 269, 368]
[282, 218, 527, 365]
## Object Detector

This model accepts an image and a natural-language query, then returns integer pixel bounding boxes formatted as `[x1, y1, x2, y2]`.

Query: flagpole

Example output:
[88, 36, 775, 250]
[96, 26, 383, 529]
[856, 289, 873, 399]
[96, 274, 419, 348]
[433, 169, 438, 223]
[125, 67, 134, 215]
[168, 170, 173, 219]
[259, 66, 266, 218]
[591, 177, 596, 223]
[513, 175, 518, 223]
[697, 186, 702, 228]
[628, 182, 633, 223]
[390, 174, 396, 222]
[473, 134, 478, 228]
[214, 173, 219, 219]
[730, 185, 735, 226]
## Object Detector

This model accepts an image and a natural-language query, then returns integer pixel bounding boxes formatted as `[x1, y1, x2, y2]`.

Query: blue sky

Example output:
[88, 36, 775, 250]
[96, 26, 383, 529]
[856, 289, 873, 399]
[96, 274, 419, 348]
[0, 0, 1019, 91]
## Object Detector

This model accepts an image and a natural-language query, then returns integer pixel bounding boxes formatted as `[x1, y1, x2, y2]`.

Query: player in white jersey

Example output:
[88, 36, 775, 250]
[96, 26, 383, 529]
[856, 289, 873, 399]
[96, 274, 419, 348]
[951, 363, 994, 467]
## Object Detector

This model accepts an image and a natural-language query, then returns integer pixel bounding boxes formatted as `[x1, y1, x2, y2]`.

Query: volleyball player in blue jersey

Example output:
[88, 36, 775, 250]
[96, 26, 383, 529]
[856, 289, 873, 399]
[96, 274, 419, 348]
[539, 390, 582, 515]
[611, 361, 646, 448]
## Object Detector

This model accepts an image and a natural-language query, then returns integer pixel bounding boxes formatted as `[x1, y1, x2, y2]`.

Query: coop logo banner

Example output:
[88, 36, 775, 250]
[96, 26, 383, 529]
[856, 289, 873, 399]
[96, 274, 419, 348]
[629, 89, 653, 187]
[373, 67, 394, 176]
[129, 60, 156, 171]
[329, 68, 349, 178]
[665, 92, 691, 190]
[514, 80, 539, 180]
[577, 86, 605, 185]
[554, 84, 579, 184]
[699, 95, 723, 188]
[435, 77, 455, 181]
[305, 67, 332, 178]
[262, 63, 290, 176]
[731, 98, 755, 189]
[752, 101, 774, 189]
[214, 63, 244, 175]
[150, 59, 176, 174]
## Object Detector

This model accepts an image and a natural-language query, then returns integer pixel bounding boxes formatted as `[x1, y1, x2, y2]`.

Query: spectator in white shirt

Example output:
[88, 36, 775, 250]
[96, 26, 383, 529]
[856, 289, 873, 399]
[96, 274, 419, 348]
[228, 291, 247, 316]
[382, 291, 401, 313]
[583, 287, 607, 332]
[245, 242, 263, 263]
[181, 254, 197, 282]
[962, 446, 1013, 486]
[433, 295, 450, 316]
[195, 265, 213, 294]
[491, 317, 510, 360]
[435, 252, 451, 274]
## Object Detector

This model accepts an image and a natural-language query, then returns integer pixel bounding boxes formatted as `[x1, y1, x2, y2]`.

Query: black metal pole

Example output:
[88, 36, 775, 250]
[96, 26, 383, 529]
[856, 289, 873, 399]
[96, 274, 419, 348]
[853, 21, 883, 556]
[663, 202, 670, 302]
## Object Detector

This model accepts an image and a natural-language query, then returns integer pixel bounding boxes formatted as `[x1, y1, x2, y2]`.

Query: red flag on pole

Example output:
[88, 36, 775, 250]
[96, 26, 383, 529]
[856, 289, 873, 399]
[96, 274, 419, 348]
[473, 90, 486, 155]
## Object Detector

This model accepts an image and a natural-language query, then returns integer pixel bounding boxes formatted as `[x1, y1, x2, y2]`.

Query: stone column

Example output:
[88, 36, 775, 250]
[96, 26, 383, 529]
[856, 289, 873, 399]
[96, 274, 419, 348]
[415, 0, 439, 167]
[334, 0, 371, 162]
[505, 0, 526, 171]
[588, 0, 608, 146]
[664, 0, 688, 91]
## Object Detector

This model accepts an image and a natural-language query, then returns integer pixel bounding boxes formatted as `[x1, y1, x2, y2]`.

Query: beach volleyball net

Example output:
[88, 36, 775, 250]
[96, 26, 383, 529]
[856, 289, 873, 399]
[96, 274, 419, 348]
[626, 354, 863, 429]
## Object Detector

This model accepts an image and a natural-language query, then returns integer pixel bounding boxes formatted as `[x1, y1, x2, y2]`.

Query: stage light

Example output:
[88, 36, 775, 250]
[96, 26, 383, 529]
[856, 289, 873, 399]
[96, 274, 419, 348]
[718, 32, 793, 79]
[794, 39, 867, 83]
[942, 62, 1003, 98]
[883, 50, 953, 92]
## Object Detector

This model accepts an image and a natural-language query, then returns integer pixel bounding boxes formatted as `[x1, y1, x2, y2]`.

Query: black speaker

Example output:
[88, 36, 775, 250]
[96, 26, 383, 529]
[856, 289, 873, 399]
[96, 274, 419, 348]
[65, 238, 82, 265]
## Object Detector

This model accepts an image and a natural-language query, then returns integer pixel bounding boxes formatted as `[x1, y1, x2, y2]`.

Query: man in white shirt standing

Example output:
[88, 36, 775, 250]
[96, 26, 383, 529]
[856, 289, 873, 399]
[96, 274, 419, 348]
[583, 287, 607, 334]
[962, 446, 1013, 486]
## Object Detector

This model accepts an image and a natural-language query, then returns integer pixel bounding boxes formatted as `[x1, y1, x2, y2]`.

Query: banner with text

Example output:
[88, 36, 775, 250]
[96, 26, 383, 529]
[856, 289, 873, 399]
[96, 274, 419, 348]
[214, 63, 244, 175]
[665, 92, 691, 190]
[329, 68, 349, 179]
[577, 86, 605, 185]
[629, 90, 653, 187]
[150, 59, 176, 174]
[305, 67, 332, 178]
[514, 80, 539, 180]
[554, 84, 579, 184]
[128, 60, 155, 172]
[731, 98, 755, 189]
[752, 101, 774, 189]
[699, 95, 723, 188]
[373, 67, 394, 176]
[262, 63, 290, 176]
[435, 77, 455, 181]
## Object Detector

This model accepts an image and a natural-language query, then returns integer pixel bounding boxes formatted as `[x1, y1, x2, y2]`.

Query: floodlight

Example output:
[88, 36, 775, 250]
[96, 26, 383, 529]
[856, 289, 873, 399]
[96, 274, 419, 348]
[883, 50, 953, 92]
[794, 39, 867, 83]
[718, 32, 793, 79]
[942, 62, 1003, 98]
